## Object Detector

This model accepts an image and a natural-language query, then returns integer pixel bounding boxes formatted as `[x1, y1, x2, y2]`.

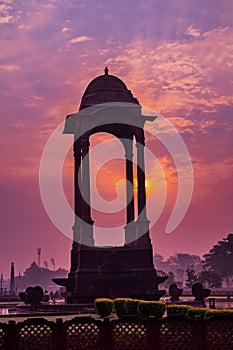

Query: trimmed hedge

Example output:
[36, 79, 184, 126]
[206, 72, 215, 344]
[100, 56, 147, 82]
[96, 297, 233, 320]
[167, 304, 191, 317]
[187, 307, 207, 319]
[114, 298, 128, 317]
[138, 301, 166, 319]
[168, 306, 233, 320]
[94, 298, 113, 317]
[206, 309, 233, 319]
[125, 299, 140, 315]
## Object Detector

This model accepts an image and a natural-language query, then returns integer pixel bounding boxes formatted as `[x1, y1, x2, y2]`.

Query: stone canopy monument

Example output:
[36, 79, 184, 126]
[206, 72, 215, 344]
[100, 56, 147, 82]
[53, 67, 167, 303]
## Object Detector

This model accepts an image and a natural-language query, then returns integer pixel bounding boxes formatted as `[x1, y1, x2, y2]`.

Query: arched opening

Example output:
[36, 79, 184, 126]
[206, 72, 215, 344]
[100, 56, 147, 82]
[89, 132, 127, 247]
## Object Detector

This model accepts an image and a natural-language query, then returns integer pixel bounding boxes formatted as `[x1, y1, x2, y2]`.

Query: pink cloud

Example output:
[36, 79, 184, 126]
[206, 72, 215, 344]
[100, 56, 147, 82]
[0, 64, 20, 71]
[69, 36, 93, 44]
[0, 0, 232, 276]
[185, 26, 201, 38]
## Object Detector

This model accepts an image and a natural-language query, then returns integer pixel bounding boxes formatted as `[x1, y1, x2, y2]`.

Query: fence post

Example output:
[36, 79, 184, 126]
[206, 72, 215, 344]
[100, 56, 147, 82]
[7, 320, 17, 350]
[147, 317, 160, 350]
[193, 316, 203, 350]
[55, 318, 65, 350]
[103, 317, 113, 350]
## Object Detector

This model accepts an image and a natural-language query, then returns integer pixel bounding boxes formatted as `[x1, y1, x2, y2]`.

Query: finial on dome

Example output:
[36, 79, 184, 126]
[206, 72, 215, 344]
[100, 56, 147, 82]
[104, 66, 109, 75]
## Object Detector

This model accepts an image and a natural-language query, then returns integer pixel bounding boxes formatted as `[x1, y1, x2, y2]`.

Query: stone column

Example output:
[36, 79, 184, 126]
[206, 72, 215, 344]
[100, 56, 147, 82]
[70, 138, 82, 273]
[136, 140, 147, 219]
[124, 138, 136, 244]
[80, 134, 94, 246]
[74, 138, 82, 224]
[136, 138, 150, 246]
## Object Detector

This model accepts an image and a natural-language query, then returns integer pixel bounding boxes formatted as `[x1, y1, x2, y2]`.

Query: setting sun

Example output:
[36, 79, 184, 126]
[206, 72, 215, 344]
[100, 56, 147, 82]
[133, 177, 149, 197]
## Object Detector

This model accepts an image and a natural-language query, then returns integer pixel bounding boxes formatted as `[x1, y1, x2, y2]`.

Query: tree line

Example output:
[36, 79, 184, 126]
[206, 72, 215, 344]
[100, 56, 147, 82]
[13, 262, 68, 293]
[153, 233, 233, 288]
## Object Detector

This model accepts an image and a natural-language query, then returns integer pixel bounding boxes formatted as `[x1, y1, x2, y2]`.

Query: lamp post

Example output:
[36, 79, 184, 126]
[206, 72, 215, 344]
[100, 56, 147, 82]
[37, 248, 41, 268]
[0, 273, 3, 295]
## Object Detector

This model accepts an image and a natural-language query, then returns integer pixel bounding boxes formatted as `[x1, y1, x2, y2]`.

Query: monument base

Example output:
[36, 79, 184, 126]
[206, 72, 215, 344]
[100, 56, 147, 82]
[54, 235, 167, 303]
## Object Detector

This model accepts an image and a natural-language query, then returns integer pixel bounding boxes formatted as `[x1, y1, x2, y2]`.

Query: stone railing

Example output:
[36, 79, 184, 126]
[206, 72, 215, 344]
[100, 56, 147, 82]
[0, 314, 232, 349]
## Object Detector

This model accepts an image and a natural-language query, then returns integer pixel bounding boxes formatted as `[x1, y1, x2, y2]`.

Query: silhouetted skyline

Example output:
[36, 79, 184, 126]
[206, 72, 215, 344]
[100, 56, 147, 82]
[0, 1, 232, 276]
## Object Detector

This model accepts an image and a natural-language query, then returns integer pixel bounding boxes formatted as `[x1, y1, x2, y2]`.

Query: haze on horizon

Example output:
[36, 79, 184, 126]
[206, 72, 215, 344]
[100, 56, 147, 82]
[0, 0, 232, 277]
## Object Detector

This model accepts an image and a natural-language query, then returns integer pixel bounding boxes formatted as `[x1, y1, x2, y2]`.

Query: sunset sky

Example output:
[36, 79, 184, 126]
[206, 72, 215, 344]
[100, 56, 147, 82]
[0, 0, 232, 279]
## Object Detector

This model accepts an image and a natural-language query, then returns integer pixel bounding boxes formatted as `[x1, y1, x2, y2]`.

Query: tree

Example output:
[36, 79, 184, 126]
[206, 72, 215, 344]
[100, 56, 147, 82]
[197, 271, 222, 288]
[185, 265, 197, 288]
[154, 252, 202, 275]
[203, 234, 233, 286]
[175, 268, 184, 287]
[159, 271, 176, 289]
[157, 270, 167, 277]
[14, 262, 68, 292]
[153, 254, 169, 271]
[167, 253, 202, 273]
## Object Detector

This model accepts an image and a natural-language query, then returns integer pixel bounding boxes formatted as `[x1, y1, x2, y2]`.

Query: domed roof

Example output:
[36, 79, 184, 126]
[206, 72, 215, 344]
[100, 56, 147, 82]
[79, 67, 139, 110]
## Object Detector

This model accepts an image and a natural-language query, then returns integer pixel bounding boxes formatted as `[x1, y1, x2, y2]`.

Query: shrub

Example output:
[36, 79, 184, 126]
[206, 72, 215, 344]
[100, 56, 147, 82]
[138, 301, 166, 319]
[167, 304, 191, 317]
[187, 307, 207, 319]
[114, 298, 128, 317]
[125, 299, 140, 315]
[94, 298, 113, 317]
[206, 309, 233, 319]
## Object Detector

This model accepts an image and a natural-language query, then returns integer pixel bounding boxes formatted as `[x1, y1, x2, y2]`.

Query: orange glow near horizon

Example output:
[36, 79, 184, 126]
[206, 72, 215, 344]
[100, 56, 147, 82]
[133, 177, 149, 197]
